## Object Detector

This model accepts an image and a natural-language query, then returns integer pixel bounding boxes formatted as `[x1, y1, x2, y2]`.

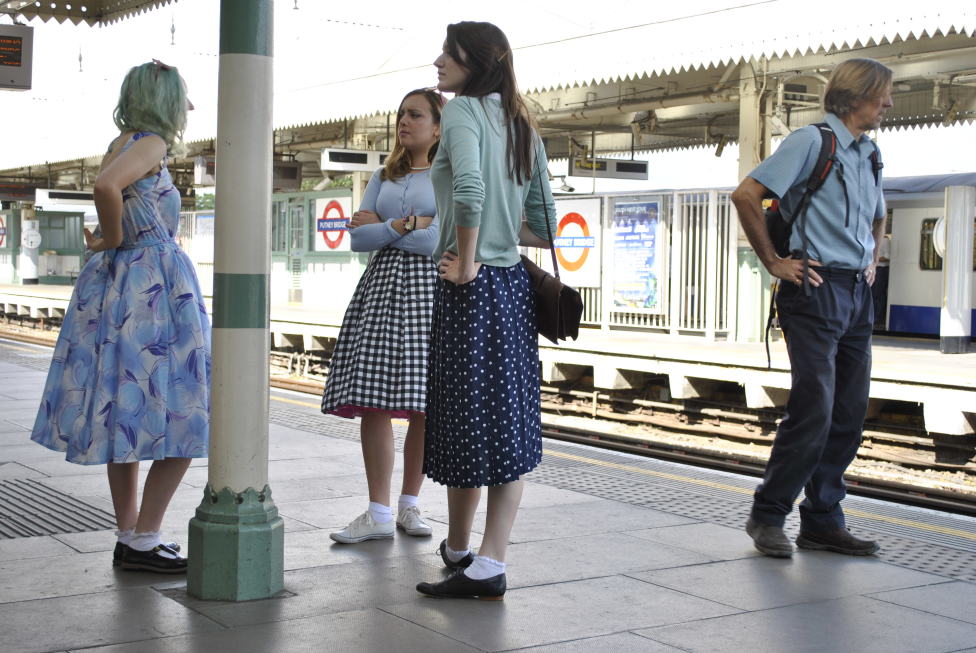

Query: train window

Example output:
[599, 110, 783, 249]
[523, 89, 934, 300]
[919, 218, 941, 270]
[919, 218, 976, 271]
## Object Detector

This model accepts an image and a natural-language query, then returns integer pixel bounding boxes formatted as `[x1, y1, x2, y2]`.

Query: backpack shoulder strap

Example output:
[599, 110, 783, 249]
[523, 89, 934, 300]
[785, 123, 835, 226]
[869, 143, 883, 185]
[805, 123, 836, 193]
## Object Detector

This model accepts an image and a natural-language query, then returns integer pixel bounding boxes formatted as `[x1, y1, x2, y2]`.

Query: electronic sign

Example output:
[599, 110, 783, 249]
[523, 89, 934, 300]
[0, 24, 33, 91]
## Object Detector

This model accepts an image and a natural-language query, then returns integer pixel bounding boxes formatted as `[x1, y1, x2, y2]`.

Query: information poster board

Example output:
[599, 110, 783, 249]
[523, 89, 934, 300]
[313, 197, 352, 252]
[546, 197, 601, 288]
[612, 200, 663, 313]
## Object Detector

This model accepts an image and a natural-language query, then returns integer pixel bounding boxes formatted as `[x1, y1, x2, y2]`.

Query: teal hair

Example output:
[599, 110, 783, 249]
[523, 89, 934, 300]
[113, 61, 188, 155]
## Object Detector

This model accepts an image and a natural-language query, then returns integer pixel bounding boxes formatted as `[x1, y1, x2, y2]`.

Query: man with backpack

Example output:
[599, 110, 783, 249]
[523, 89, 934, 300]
[731, 58, 892, 558]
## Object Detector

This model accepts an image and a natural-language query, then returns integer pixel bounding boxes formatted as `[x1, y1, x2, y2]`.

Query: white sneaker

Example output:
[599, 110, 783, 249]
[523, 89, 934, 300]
[329, 511, 395, 544]
[396, 505, 433, 537]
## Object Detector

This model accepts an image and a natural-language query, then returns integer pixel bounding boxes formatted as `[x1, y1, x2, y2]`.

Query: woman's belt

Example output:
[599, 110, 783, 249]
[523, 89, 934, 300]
[117, 238, 176, 250]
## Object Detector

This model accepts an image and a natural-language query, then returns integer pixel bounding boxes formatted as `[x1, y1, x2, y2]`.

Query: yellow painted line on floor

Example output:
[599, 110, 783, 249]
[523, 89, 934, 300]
[271, 395, 319, 409]
[546, 449, 754, 495]
[545, 449, 976, 542]
[844, 507, 976, 541]
[0, 341, 41, 354]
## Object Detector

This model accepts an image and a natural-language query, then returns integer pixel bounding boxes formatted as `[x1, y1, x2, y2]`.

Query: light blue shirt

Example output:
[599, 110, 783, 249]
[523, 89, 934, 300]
[749, 112, 885, 269]
[349, 168, 438, 257]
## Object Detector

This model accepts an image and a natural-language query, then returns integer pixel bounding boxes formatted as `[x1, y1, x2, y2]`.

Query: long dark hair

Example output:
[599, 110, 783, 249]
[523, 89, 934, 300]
[445, 21, 535, 184]
[381, 88, 445, 181]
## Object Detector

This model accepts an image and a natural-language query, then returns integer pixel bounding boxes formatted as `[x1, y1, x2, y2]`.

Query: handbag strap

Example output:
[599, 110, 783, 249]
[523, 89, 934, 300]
[534, 157, 560, 280]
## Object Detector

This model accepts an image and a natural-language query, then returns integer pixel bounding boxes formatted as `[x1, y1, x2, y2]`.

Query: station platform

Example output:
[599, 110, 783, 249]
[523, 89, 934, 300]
[4, 283, 975, 436]
[3, 339, 976, 652]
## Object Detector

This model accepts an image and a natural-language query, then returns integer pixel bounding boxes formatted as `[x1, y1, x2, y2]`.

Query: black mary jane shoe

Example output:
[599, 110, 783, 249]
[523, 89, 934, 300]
[120, 543, 188, 574]
[437, 539, 474, 570]
[113, 540, 182, 567]
[416, 569, 506, 601]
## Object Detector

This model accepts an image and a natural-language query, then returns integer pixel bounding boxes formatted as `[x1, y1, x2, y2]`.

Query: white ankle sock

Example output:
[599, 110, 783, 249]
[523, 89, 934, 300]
[445, 543, 471, 563]
[398, 494, 419, 512]
[368, 502, 393, 524]
[464, 554, 506, 580]
[115, 529, 134, 545]
[128, 531, 163, 552]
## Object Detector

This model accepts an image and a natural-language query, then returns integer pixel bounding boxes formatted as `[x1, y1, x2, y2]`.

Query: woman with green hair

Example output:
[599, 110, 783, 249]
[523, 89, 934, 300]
[31, 60, 210, 574]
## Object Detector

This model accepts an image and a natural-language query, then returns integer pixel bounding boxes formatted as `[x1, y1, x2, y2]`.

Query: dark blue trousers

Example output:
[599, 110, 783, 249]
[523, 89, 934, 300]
[751, 268, 873, 531]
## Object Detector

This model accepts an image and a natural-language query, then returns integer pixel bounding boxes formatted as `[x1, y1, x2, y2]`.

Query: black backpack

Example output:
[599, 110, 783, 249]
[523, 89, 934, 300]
[763, 123, 882, 367]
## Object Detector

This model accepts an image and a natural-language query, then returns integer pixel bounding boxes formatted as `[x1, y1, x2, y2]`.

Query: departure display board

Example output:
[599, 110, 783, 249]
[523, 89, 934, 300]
[0, 24, 33, 90]
[0, 36, 22, 67]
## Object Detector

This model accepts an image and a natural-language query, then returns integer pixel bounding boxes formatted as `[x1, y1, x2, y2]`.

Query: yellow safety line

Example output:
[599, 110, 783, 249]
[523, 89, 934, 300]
[546, 449, 754, 495]
[271, 395, 319, 408]
[273, 396, 976, 541]
[544, 449, 976, 542]
[844, 508, 976, 541]
[0, 341, 41, 354]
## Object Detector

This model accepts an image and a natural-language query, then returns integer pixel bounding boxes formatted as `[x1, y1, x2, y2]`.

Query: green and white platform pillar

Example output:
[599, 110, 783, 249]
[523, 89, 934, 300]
[187, 0, 283, 601]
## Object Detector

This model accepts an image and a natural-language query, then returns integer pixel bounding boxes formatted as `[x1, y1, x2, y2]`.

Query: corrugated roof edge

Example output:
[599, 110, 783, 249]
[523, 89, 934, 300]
[10, 0, 176, 26]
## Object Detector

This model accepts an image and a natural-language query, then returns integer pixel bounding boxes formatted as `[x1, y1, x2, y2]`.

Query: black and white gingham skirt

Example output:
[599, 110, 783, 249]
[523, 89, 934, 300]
[423, 263, 543, 488]
[321, 246, 437, 418]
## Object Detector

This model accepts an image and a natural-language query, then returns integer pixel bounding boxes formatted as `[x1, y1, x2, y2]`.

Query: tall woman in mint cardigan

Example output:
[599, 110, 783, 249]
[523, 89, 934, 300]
[416, 21, 556, 601]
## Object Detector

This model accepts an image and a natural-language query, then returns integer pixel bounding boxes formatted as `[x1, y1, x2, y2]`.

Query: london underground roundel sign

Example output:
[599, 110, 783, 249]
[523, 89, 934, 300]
[317, 200, 348, 249]
[553, 212, 595, 272]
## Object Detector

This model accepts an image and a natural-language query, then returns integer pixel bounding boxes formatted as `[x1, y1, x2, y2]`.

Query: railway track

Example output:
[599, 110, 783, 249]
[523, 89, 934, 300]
[267, 352, 976, 516]
[4, 322, 975, 516]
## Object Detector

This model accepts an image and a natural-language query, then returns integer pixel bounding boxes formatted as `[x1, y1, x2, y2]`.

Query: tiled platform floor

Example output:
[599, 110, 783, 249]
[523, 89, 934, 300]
[2, 340, 976, 653]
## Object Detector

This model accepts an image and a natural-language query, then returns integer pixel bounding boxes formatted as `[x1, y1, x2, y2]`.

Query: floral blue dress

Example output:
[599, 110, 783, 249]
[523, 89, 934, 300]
[31, 132, 211, 465]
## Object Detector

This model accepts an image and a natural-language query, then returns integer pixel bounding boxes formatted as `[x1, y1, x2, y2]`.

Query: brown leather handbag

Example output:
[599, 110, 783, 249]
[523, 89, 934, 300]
[520, 174, 584, 344]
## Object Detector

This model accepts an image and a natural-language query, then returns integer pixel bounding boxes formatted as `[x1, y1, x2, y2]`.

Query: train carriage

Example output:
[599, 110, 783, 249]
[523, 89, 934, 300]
[2, 175, 973, 342]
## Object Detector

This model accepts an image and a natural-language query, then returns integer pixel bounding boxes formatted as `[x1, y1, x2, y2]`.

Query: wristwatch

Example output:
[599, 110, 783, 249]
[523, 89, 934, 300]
[404, 216, 415, 231]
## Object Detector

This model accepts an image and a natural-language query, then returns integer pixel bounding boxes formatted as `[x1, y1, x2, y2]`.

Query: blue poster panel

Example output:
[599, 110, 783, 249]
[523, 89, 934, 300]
[612, 200, 663, 313]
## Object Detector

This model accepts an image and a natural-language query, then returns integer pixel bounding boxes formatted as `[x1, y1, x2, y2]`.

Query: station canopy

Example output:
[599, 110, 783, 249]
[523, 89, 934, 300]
[1, 0, 975, 191]
[0, 0, 175, 25]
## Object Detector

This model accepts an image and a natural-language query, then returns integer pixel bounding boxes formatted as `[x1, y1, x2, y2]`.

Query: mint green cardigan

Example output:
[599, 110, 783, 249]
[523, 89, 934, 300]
[431, 95, 556, 267]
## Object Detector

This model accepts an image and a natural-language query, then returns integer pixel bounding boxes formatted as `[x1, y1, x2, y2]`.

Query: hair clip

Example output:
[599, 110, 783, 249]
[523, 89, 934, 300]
[151, 59, 173, 78]
[497, 50, 510, 62]
[423, 87, 448, 106]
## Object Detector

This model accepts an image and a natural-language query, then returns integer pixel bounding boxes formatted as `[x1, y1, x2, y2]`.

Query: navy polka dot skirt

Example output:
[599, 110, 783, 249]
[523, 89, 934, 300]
[423, 262, 543, 488]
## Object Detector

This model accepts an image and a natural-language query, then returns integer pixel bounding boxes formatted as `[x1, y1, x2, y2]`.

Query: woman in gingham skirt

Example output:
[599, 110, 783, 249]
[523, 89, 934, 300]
[321, 88, 445, 544]
[416, 22, 556, 600]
